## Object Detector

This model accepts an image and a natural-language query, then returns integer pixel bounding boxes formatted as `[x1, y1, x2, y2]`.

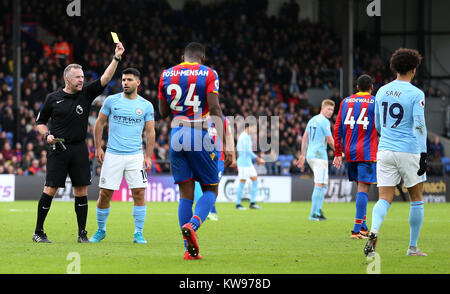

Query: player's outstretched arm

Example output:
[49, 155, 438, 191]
[94, 112, 108, 164]
[100, 42, 125, 87]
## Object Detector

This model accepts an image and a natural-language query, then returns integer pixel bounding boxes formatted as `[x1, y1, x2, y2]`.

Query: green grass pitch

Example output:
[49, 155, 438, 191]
[0, 201, 449, 274]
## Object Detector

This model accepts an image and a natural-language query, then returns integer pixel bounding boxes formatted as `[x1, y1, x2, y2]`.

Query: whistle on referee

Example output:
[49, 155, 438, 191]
[51, 138, 67, 151]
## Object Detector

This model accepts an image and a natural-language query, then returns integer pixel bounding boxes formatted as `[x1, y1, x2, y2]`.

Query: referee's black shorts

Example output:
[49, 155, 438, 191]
[45, 141, 91, 187]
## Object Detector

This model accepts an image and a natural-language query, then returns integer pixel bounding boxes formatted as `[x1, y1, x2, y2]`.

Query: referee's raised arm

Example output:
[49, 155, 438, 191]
[100, 41, 125, 87]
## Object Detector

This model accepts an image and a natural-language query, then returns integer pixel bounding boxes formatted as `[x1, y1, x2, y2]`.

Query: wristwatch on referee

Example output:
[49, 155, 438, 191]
[113, 55, 121, 62]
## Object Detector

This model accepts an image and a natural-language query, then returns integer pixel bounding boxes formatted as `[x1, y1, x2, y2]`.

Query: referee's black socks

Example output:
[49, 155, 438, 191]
[35, 193, 54, 234]
[74, 196, 88, 235]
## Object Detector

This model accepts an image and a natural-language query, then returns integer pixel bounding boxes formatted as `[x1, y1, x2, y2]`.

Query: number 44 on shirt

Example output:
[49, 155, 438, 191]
[344, 107, 370, 130]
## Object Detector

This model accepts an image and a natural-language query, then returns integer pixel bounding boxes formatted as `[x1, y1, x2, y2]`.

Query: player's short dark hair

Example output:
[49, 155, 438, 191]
[122, 67, 141, 79]
[356, 74, 373, 92]
[184, 42, 205, 59]
[390, 48, 422, 75]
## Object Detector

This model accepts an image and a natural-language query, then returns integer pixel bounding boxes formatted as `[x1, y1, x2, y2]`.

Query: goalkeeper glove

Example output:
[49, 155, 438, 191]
[417, 152, 427, 176]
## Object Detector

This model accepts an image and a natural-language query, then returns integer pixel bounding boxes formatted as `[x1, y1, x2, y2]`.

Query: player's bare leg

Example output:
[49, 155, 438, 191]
[406, 182, 427, 256]
[131, 188, 147, 244]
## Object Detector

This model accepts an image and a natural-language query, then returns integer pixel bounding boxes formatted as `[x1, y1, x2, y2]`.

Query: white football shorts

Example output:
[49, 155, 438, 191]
[376, 150, 426, 188]
[237, 165, 258, 180]
[99, 152, 148, 190]
[307, 158, 329, 184]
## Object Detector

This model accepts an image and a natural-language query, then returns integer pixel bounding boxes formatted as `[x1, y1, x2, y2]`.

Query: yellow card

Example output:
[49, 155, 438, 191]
[111, 32, 120, 43]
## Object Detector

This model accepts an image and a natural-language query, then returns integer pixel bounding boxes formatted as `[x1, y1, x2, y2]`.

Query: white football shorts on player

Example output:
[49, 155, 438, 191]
[307, 158, 329, 184]
[237, 165, 258, 180]
[99, 152, 148, 190]
[376, 150, 426, 188]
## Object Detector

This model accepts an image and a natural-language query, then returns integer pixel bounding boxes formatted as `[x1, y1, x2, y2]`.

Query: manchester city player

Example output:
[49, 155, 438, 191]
[364, 48, 428, 257]
[90, 68, 155, 244]
[158, 42, 232, 260]
[235, 123, 265, 210]
[297, 99, 335, 221]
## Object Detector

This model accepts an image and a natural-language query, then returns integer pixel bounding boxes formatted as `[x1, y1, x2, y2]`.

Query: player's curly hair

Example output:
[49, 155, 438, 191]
[389, 48, 422, 75]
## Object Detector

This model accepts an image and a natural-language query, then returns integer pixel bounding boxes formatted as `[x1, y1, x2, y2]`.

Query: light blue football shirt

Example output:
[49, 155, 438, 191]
[305, 114, 332, 160]
[236, 131, 257, 167]
[100, 93, 154, 155]
[374, 80, 426, 154]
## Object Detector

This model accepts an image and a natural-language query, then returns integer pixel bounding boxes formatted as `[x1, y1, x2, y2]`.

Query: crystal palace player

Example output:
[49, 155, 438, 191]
[364, 48, 428, 257]
[333, 74, 378, 239]
[158, 42, 232, 260]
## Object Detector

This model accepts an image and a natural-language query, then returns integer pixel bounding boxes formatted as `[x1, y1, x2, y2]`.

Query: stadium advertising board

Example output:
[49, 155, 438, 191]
[12, 175, 449, 202]
[291, 176, 449, 202]
[0, 175, 15, 202]
[112, 175, 180, 202]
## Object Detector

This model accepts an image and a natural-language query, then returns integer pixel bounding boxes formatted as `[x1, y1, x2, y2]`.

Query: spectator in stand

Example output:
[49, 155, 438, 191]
[21, 153, 32, 171]
[429, 136, 444, 159]
[1, 141, 14, 161]
[1, 0, 446, 177]
[428, 136, 445, 176]
[14, 142, 23, 162]
[52, 35, 70, 61]
[27, 159, 41, 175]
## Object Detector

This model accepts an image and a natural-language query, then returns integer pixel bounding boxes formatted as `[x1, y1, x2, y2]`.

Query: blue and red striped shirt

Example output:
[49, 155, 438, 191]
[334, 92, 378, 162]
[158, 61, 219, 122]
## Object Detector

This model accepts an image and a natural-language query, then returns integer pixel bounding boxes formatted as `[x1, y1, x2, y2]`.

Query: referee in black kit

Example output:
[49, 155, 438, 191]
[32, 42, 125, 243]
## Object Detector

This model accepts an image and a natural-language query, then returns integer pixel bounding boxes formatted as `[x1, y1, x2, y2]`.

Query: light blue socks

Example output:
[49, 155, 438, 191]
[371, 199, 390, 233]
[133, 205, 147, 234]
[409, 201, 424, 247]
[250, 180, 258, 203]
[310, 186, 321, 217]
[96, 207, 110, 231]
[236, 181, 245, 205]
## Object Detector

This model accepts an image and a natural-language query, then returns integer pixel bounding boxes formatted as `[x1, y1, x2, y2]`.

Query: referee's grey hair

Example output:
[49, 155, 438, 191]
[63, 64, 82, 78]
